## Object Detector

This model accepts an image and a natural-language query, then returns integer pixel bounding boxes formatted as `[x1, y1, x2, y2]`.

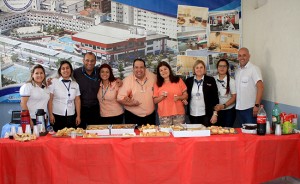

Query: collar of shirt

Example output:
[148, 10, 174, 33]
[193, 75, 204, 82]
[134, 73, 148, 83]
[216, 75, 227, 83]
[59, 77, 72, 82]
[100, 81, 111, 87]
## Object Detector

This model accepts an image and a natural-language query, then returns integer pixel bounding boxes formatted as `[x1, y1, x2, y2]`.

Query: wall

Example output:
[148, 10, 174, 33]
[242, 0, 300, 127]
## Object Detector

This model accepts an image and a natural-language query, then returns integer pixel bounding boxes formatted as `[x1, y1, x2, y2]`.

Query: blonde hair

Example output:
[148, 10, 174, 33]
[192, 60, 206, 75]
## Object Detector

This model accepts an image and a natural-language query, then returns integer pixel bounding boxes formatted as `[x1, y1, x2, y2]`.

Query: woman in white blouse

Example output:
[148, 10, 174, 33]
[48, 61, 81, 131]
[20, 64, 50, 127]
[214, 59, 236, 127]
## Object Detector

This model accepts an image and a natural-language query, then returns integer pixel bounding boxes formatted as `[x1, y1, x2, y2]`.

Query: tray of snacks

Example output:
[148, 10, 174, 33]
[241, 124, 257, 134]
[111, 124, 136, 134]
[14, 133, 37, 142]
[66, 128, 85, 136]
[52, 127, 75, 137]
[86, 125, 110, 135]
[139, 124, 158, 133]
[172, 124, 210, 137]
[139, 131, 170, 137]
[83, 132, 137, 138]
[159, 125, 177, 133]
[208, 126, 236, 135]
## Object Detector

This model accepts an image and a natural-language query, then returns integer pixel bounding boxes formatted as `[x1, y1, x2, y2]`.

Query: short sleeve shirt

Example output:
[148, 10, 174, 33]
[153, 78, 187, 117]
[235, 62, 263, 110]
[214, 75, 236, 110]
[19, 82, 50, 119]
[117, 70, 156, 117]
[97, 81, 123, 117]
[48, 77, 80, 116]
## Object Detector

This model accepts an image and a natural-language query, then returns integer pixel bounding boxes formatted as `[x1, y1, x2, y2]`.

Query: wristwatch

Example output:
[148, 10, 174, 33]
[255, 104, 260, 107]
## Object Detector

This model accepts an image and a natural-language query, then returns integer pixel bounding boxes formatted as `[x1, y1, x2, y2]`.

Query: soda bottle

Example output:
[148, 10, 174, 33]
[271, 102, 281, 134]
[21, 110, 30, 133]
[257, 105, 267, 135]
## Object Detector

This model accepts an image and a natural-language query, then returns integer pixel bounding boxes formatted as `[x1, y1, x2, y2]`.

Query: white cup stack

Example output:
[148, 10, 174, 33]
[17, 126, 23, 134]
[25, 124, 32, 135]
[33, 125, 39, 138]
[10, 126, 16, 136]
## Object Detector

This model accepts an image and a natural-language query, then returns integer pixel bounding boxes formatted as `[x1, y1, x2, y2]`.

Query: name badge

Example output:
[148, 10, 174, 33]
[67, 100, 73, 107]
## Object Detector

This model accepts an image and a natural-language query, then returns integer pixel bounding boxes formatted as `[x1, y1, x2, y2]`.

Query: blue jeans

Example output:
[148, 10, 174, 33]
[236, 108, 256, 127]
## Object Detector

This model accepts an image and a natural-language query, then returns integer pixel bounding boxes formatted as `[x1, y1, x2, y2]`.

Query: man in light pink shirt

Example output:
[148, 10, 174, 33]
[117, 59, 156, 126]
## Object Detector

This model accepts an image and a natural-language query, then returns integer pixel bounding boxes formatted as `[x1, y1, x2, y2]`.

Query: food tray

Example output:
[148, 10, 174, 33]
[241, 128, 257, 134]
[86, 125, 110, 135]
[172, 124, 210, 137]
[111, 124, 135, 134]
[209, 126, 237, 135]
[82, 132, 170, 138]
[52, 134, 70, 138]
[139, 124, 158, 133]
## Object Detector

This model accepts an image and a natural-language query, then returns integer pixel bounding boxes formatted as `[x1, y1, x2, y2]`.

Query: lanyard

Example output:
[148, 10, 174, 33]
[81, 67, 98, 81]
[217, 79, 225, 88]
[194, 79, 203, 93]
[62, 80, 71, 97]
[136, 78, 148, 92]
[101, 83, 109, 101]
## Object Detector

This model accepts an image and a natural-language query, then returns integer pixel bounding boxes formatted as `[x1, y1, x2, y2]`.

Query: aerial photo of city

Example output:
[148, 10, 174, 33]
[0, 0, 241, 102]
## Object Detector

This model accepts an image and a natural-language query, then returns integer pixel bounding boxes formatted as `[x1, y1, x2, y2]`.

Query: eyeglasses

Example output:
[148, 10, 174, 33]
[218, 65, 228, 68]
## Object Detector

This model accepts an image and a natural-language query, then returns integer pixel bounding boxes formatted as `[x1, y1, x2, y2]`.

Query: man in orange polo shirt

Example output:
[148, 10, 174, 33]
[117, 59, 156, 126]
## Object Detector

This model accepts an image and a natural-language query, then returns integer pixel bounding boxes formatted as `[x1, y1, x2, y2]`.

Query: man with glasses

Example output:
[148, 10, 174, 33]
[235, 47, 264, 126]
[117, 58, 156, 126]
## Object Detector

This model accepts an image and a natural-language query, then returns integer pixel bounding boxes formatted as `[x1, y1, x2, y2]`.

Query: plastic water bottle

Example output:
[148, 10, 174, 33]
[257, 105, 267, 135]
[272, 102, 281, 134]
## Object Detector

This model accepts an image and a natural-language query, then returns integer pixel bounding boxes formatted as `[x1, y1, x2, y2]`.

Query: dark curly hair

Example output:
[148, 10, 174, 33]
[156, 61, 179, 87]
[98, 63, 116, 82]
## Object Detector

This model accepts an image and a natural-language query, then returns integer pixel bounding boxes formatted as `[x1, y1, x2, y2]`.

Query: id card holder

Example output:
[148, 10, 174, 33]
[67, 100, 73, 107]
[196, 93, 201, 100]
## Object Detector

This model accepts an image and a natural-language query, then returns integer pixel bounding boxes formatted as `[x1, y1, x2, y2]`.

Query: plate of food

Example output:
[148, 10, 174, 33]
[209, 126, 236, 135]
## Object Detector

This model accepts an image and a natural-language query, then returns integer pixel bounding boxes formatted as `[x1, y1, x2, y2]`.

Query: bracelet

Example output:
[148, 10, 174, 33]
[223, 103, 227, 109]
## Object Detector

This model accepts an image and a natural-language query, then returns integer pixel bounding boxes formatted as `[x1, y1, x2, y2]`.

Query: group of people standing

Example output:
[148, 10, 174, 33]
[20, 47, 264, 131]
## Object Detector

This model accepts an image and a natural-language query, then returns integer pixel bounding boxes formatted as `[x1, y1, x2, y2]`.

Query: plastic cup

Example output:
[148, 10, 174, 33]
[10, 126, 16, 136]
[25, 124, 31, 135]
[163, 91, 168, 97]
[17, 126, 23, 134]
[71, 131, 76, 139]
[47, 126, 55, 134]
[33, 125, 39, 138]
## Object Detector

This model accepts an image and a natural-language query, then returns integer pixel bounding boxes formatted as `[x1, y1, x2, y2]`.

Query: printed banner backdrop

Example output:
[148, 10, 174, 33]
[0, 0, 241, 103]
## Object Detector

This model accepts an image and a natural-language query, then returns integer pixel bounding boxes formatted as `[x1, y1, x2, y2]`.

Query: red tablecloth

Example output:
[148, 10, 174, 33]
[0, 130, 299, 184]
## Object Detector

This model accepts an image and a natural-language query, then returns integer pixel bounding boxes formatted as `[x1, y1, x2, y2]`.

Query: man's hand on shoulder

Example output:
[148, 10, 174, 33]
[116, 78, 123, 87]
[47, 78, 53, 86]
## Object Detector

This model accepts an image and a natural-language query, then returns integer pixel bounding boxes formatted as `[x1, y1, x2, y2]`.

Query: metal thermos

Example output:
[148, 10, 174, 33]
[35, 109, 48, 136]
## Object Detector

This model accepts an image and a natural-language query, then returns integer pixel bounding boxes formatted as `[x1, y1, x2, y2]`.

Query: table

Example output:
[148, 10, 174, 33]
[0, 130, 299, 184]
